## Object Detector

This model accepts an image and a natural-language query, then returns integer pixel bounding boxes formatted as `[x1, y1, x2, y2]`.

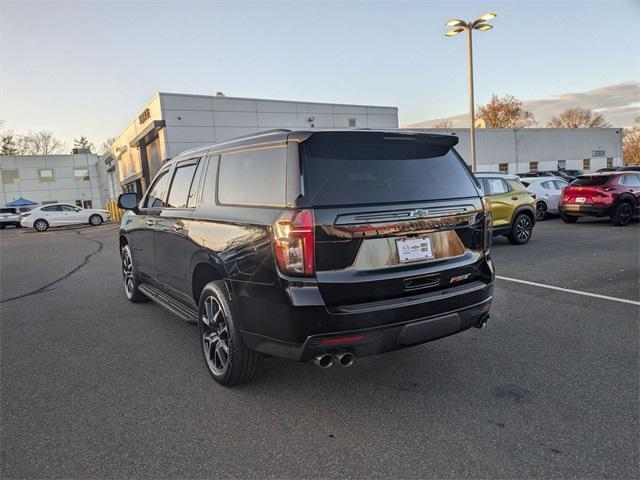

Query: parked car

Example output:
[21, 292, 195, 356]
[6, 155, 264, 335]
[559, 172, 640, 226]
[0, 207, 31, 229]
[597, 166, 640, 173]
[21, 203, 110, 231]
[475, 172, 536, 244]
[519, 170, 577, 182]
[117, 129, 495, 385]
[520, 177, 569, 220]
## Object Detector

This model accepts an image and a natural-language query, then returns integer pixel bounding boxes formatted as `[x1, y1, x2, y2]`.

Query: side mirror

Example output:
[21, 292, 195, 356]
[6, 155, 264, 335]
[118, 193, 139, 212]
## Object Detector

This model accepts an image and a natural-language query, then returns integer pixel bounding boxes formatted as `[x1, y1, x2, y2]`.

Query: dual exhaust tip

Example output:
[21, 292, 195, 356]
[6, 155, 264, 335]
[314, 351, 354, 369]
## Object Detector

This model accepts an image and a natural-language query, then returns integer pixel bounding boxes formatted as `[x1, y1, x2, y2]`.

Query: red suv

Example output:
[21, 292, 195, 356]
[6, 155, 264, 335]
[559, 172, 640, 226]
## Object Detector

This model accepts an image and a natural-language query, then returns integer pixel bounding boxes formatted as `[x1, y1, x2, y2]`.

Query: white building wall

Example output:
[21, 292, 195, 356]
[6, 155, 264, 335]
[417, 128, 623, 173]
[118, 92, 398, 163]
[0, 154, 108, 208]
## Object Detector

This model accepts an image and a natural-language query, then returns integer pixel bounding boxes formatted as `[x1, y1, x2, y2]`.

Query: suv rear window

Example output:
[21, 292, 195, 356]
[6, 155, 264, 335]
[571, 176, 610, 186]
[299, 133, 478, 206]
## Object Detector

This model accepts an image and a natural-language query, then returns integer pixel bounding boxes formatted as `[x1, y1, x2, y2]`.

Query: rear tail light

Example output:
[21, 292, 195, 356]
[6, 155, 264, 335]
[273, 209, 315, 276]
[482, 197, 492, 254]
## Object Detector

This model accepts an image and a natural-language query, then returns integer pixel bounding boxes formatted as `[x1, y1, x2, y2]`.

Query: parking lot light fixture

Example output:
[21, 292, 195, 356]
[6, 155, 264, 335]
[443, 12, 497, 172]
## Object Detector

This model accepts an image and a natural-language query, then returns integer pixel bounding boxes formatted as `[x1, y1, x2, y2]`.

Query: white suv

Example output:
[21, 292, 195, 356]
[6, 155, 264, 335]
[21, 203, 110, 232]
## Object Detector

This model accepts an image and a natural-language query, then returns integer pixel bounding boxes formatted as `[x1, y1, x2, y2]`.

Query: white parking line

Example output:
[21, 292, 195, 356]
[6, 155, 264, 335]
[496, 275, 640, 306]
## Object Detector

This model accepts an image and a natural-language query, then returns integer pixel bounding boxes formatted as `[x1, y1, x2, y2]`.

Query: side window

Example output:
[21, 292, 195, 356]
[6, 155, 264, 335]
[144, 170, 171, 209]
[541, 181, 553, 189]
[187, 158, 207, 208]
[201, 156, 219, 207]
[42, 205, 60, 212]
[166, 162, 198, 208]
[554, 180, 568, 189]
[484, 178, 509, 195]
[622, 174, 640, 187]
[59, 205, 77, 211]
[218, 147, 287, 206]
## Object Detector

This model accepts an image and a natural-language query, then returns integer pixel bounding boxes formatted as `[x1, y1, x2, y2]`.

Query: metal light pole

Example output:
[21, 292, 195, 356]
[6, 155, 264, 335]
[444, 13, 496, 172]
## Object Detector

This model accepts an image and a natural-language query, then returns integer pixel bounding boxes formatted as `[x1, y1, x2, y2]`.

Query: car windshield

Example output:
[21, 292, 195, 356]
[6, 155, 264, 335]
[570, 176, 610, 186]
[299, 133, 479, 206]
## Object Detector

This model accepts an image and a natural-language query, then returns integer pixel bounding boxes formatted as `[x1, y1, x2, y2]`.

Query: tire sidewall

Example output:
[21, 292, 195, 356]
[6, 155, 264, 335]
[90, 214, 103, 226]
[510, 213, 533, 245]
[198, 281, 241, 385]
[612, 202, 633, 226]
[34, 219, 48, 231]
[536, 202, 547, 221]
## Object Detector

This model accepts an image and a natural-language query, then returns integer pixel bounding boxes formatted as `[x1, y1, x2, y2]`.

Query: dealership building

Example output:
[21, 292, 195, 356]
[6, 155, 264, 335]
[417, 127, 623, 173]
[0, 153, 110, 208]
[107, 92, 399, 193]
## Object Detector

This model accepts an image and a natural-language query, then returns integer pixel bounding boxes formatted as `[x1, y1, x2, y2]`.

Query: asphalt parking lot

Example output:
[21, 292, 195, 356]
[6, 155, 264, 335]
[1, 218, 638, 479]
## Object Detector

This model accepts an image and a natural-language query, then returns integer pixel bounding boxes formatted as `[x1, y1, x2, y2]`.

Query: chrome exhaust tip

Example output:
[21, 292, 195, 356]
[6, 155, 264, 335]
[474, 313, 490, 329]
[335, 351, 355, 367]
[313, 353, 334, 369]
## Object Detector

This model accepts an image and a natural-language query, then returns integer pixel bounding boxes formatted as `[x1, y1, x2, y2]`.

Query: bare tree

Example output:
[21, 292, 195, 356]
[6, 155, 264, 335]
[434, 119, 454, 128]
[73, 135, 95, 153]
[547, 107, 611, 128]
[1, 130, 18, 155]
[476, 94, 536, 128]
[23, 131, 65, 155]
[99, 137, 116, 155]
[623, 116, 640, 165]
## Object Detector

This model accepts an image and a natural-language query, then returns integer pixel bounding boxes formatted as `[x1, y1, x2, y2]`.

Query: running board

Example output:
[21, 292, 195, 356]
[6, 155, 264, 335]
[138, 283, 198, 324]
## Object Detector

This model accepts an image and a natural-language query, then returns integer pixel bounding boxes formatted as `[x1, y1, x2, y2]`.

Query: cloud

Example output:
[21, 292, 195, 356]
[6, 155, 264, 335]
[405, 81, 640, 128]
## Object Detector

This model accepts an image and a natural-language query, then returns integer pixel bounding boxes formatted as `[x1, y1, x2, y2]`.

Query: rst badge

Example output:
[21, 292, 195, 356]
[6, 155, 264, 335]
[450, 273, 471, 284]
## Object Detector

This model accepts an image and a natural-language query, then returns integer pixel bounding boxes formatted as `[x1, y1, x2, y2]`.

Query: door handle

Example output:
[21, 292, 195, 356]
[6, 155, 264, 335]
[146, 219, 155, 226]
[173, 222, 184, 231]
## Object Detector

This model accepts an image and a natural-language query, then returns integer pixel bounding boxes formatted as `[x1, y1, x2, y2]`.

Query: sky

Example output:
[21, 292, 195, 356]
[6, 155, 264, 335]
[1, 0, 639, 150]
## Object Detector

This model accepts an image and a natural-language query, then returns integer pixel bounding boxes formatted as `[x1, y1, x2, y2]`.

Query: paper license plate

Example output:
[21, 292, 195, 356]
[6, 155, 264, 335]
[575, 197, 586, 203]
[396, 236, 434, 263]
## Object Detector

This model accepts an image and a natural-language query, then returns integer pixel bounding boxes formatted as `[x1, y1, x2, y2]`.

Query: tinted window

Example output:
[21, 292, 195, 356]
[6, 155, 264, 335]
[187, 158, 207, 208]
[218, 147, 286, 206]
[144, 170, 170, 208]
[554, 180, 568, 189]
[300, 133, 477, 206]
[59, 205, 77, 211]
[484, 178, 510, 195]
[571, 176, 610, 186]
[42, 205, 61, 212]
[167, 162, 198, 208]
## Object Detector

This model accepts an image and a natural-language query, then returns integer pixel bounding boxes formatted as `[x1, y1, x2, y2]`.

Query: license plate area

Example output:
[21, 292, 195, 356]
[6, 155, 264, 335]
[396, 236, 434, 263]
[575, 197, 586, 203]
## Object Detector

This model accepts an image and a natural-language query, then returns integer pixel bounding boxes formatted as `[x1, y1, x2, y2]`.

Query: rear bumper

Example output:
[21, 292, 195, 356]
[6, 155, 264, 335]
[560, 204, 611, 216]
[241, 293, 492, 361]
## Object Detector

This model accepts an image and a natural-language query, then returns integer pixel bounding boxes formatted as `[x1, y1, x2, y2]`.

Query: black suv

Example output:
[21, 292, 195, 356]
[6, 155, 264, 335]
[118, 130, 495, 385]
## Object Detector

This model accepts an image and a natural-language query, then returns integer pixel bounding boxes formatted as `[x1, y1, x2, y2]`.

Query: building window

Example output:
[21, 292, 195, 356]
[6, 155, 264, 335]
[583, 159, 590, 171]
[606, 157, 613, 168]
[74, 169, 89, 181]
[499, 163, 508, 173]
[39, 169, 54, 182]
[557, 160, 566, 170]
[529, 161, 538, 172]
[75, 200, 83, 207]
[1, 170, 20, 185]
[348, 118, 357, 127]
[83, 200, 93, 209]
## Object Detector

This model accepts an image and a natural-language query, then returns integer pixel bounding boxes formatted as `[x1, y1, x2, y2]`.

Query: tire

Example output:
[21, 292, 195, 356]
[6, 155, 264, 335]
[0, 225, 5, 230]
[121, 244, 147, 302]
[198, 281, 263, 386]
[535, 202, 547, 221]
[89, 214, 103, 226]
[561, 213, 578, 223]
[507, 213, 533, 245]
[611, 201, 633, 226]
[34, 219, 49, 232]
